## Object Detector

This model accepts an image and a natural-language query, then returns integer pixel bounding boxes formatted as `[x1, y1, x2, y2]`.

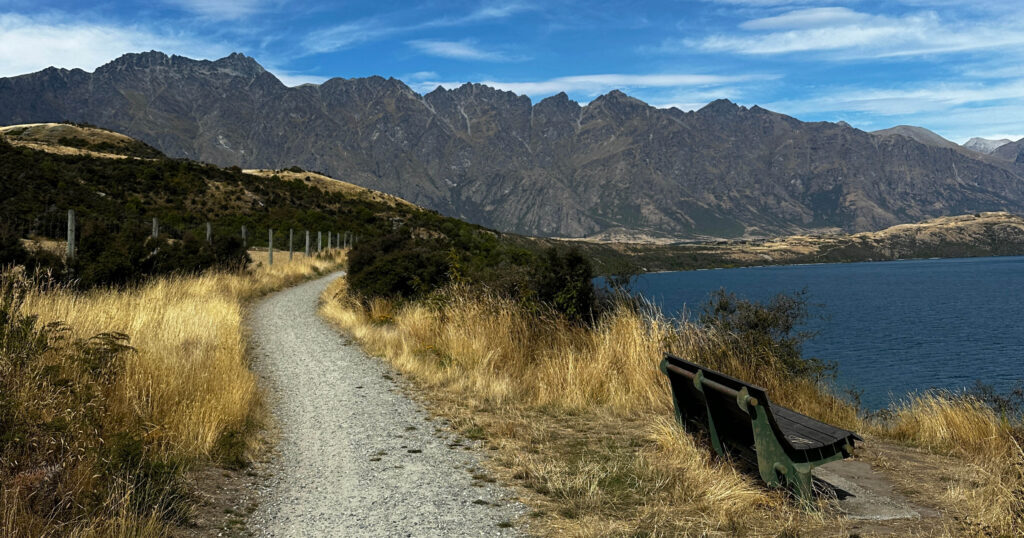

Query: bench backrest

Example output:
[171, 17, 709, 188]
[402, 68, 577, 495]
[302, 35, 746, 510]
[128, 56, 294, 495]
[662, 353, 766, 460]
[661, 353, 860, 463]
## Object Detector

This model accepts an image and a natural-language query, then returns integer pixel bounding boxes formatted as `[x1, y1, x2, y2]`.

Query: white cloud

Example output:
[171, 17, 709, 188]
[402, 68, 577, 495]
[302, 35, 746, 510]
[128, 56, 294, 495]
[692, 7, 1024, 58]
[0, 13, 229, 77]
[404, 70, 440, 80]
[301, 4, 530, 55]
[162, 0, 276, 20]
[302, 19, 396, 54]
[768, 80, 1024, 116]
[407, 39, 520, 62]
[739, 7, 867, 30]
[411, 72, 776, 98]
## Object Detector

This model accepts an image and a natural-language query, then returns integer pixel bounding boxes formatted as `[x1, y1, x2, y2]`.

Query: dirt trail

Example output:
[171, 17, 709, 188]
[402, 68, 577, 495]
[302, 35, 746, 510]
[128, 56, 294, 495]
[247, 272, 523, 536]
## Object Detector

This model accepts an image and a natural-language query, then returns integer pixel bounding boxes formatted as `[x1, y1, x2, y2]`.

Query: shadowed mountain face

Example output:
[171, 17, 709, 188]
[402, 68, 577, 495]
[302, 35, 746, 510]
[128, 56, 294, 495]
[4, 51, 1024, 239]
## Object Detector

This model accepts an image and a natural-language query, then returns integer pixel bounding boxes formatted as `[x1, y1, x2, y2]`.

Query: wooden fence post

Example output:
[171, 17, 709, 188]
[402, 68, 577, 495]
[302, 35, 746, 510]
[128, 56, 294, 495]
[317, 231, 322, 253]
[206, 222, 212, 243]
[289, 228, 294, 261]
[152, 217, 159, 239]
[66, 209, 75, 261]
[268, 229, 274, 266]
[305, 230, 310, 257]
[242, 225, 247, 248]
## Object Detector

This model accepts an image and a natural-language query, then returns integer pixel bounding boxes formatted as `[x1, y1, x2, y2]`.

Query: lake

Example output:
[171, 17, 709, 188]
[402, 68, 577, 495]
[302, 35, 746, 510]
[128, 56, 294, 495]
[628, 256, 1024, 409]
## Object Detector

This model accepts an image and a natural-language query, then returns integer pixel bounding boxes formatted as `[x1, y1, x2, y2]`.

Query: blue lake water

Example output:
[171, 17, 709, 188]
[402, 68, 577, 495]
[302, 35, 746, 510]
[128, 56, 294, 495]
[629, 256, 1024, 409]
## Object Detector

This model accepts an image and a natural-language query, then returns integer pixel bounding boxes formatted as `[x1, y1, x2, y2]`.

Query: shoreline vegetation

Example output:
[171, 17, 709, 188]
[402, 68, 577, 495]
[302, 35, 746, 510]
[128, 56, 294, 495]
[320, 277, 1023, 536]
[1, 251, 346, 536]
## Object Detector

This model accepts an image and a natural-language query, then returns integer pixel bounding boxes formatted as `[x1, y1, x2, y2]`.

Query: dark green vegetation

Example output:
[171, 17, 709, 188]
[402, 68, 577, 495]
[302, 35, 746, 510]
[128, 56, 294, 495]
[347, 230, 601, 324]
[0, 276, 181, 533]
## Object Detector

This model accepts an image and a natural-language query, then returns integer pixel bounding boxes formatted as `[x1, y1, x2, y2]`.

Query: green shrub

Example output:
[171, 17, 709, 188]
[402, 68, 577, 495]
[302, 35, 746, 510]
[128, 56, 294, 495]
[347, 231, 450, 300]
[698, 289, 833, 380]
[532, 247, 598, 325]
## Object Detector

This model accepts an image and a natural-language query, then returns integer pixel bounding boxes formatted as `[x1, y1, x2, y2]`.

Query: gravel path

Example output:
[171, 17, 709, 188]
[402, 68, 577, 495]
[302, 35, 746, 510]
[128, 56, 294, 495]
[247, 272, 524, 537]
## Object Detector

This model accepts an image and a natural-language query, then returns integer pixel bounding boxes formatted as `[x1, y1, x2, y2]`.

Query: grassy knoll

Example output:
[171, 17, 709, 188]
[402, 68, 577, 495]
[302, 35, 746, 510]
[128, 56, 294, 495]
[0, 251, 345, 536]
[320, 279, 1023, 536]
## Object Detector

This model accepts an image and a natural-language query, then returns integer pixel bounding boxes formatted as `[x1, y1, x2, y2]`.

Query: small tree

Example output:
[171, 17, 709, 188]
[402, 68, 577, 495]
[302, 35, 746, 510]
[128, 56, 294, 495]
[699, 288, 832, 380]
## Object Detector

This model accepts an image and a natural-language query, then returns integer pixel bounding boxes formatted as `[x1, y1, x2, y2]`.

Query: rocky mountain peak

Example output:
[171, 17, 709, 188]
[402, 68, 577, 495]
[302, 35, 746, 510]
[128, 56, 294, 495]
[212, 52, 266, 75]
[963, 137, 1013, 155]
[697, 98, 743, 116]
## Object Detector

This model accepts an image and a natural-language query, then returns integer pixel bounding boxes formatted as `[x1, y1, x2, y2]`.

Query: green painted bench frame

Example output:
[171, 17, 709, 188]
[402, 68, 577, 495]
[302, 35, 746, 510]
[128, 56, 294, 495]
[660, 353, 861, 502]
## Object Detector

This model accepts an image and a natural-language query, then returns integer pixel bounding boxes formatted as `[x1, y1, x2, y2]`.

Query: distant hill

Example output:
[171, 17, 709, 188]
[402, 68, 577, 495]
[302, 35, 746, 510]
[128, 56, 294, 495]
[871, 125, 961, 150]
[963, 137, 1013, 155]
[4, 51, 1024, 239]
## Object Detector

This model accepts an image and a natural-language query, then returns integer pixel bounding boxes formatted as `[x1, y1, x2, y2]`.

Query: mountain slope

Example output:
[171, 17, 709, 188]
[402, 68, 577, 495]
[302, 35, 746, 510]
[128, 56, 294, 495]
[3, 51, 1024, 239]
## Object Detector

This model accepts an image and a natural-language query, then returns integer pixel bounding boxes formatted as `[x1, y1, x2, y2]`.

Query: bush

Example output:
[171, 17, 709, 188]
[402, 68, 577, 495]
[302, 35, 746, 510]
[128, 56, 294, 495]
[532, 247, 598, 325]
[70, 223, 250, 288]
[346, 231, 450, 300]
[698, 288, 832, 380]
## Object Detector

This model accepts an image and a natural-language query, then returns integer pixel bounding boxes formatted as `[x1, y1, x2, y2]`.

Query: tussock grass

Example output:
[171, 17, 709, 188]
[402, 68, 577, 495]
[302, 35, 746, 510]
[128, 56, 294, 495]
[321, 281, 853, 535]
[873, 393, 1024, 533]
[1, 251, 345, 536]
[323, 279, 1022, 535]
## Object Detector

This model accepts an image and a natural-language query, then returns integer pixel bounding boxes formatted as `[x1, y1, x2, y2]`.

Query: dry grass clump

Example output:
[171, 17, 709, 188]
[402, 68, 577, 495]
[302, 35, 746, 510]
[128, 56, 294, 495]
[1, 250, 345, 536]
[874, 392, 1024, 534]
[321, 280, 852, 534]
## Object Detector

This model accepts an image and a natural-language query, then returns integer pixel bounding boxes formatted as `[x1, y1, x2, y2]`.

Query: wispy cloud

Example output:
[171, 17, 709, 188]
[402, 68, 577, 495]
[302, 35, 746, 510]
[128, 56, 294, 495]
[0, 13, 229, 77]
[301, 3, 531, 55]
[162, 0, 279, 20]
[767, 79, 1024, 116]
[407, 39, 522, 62]
[411, 72, 777, 98]
[763, 78, 1024, 141]
[688, 7, 1024, 58]
[301, 18, 394, 54]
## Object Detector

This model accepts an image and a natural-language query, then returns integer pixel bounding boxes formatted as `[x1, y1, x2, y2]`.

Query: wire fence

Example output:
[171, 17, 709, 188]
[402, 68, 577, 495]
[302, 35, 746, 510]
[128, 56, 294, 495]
[6, 209, 358, 265]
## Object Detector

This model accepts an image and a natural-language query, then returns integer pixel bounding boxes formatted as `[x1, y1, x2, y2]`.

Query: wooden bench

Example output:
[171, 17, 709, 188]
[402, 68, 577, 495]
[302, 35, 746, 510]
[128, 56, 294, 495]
[660, 353, 861, 501]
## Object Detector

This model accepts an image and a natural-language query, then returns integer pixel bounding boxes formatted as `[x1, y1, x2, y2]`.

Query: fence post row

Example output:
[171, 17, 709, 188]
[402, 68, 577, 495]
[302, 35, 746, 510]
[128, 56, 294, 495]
[55, 213, 345, 264]
[268, 229, 274, 266]
[66, 209, 75, 261]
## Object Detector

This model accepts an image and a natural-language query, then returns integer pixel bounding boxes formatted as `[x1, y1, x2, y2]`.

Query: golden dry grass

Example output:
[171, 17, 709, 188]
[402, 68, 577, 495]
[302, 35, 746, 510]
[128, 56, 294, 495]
[2, 250, 346, 536]
[873, 393, 1024, 533]
[20, 250, 346, 458]
[321, 279, 1022, 535]
[319, 280, 856, 535]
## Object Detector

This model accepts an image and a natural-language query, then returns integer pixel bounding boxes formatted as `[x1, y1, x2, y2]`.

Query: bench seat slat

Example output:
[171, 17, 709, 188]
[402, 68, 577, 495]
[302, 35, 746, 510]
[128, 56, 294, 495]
[773, 406, 854, 448]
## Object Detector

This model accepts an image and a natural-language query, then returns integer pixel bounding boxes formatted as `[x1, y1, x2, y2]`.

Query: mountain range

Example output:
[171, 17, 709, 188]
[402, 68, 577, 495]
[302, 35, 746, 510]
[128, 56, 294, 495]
[2, 51, 1024, 239]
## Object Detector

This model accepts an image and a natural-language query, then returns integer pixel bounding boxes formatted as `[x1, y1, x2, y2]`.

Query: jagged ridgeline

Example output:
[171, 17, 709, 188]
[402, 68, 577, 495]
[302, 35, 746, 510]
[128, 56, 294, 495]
[5, 51, 1024, 240]
[0, 127, 550, 290]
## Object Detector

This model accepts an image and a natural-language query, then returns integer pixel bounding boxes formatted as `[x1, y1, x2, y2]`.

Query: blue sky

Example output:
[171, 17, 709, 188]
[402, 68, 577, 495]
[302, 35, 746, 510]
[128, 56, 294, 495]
[2, 1, 1023, 142]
